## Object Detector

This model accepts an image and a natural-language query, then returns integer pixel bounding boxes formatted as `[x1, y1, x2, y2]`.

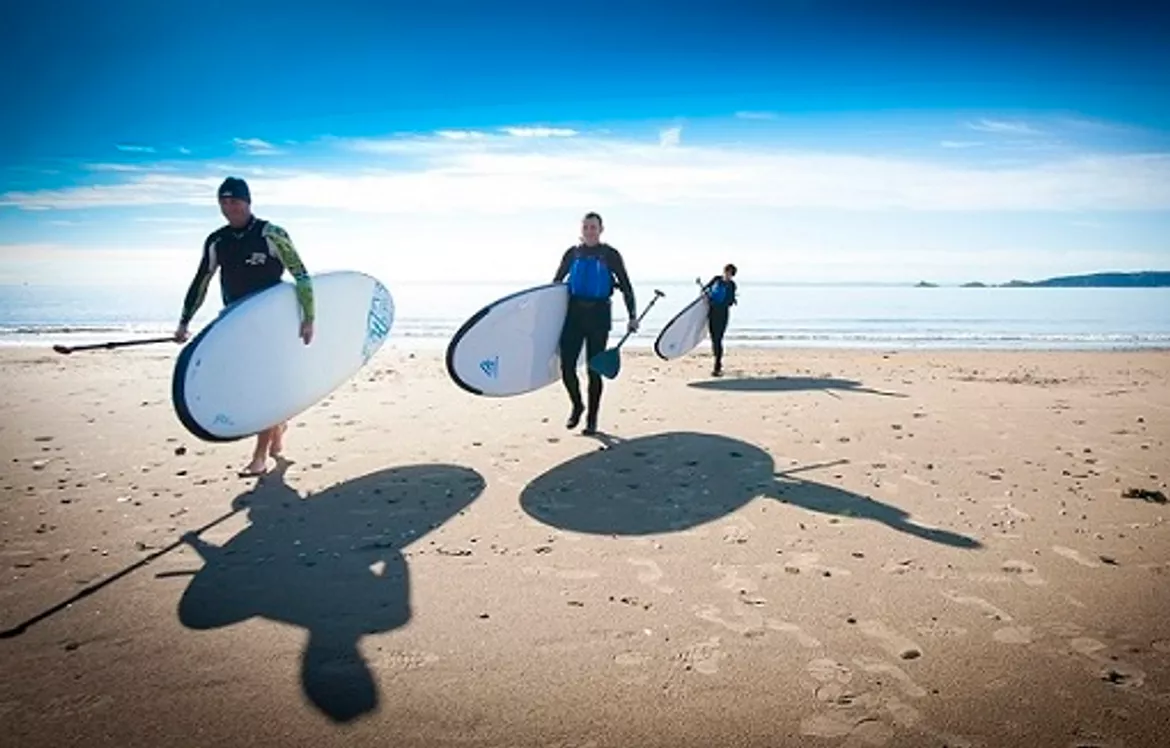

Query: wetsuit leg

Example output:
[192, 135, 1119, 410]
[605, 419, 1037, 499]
[708, 307, 729, 372]
[559, 312, 587, 417]
[584, 325, 608, 428]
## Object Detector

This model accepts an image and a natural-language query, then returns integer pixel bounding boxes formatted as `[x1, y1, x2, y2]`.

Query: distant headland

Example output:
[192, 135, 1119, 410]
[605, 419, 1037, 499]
[914, 271, 1170, 288]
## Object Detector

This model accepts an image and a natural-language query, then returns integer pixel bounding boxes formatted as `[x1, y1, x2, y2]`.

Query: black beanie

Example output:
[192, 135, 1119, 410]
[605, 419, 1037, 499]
[218, 177, 251, 202]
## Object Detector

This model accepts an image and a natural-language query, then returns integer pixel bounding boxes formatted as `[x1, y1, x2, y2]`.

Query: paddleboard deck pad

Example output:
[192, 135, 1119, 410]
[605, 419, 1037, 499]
[172, 270, 393, 441]
[446, 282, 570, 397]
[654, 290, 710, 360]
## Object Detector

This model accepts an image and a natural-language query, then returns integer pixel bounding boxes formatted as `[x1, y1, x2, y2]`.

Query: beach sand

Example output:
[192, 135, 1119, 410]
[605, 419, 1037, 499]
[1, 345, 1168, 747]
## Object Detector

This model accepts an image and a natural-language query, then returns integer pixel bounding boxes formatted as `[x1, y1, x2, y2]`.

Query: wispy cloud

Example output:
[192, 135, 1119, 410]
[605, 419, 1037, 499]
[233, 137, 284, 155]
[116, 144, 156, 153]
[436, 130, 487, 141]
[5, 127, 1169, 215]
[500, 126, 578, 138]
[940, 140, 984, 149]
[178, 147, 192, 155]
[84, 162, 168, 173]
[734, 111, 779, 120]
[966, 118, 1042, 136]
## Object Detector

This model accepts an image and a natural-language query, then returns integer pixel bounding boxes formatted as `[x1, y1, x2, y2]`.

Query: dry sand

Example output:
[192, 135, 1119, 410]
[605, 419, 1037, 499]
[1, 344, 1168, 748]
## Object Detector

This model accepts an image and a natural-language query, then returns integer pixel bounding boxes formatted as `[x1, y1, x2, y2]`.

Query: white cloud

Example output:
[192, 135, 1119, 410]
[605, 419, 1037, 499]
[233, 137, 283, 155]
[84, 162, 170, 172]
[178, 146, 192, 155]
[4, 128, 1170, 217]
[734, 111, 779, 120]
[500, 126, 579, 138]
[966, 119, 1042, 136]
[116, 144, 156, 153]
[940, 140, 984, 149]
[436, 130, 487, 140]
[658, 126, 682, 148]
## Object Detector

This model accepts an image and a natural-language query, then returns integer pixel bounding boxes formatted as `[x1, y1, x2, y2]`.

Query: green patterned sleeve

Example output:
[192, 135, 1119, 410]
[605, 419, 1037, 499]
[263, 223, 315, 322]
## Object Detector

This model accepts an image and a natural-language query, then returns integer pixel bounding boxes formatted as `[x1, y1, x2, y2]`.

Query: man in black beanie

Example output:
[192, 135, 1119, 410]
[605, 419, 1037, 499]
[174, 176, 315, 476]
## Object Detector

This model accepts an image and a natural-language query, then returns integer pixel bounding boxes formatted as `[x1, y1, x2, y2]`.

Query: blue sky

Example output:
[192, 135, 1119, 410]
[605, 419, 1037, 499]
[2, 0, 1169, 287]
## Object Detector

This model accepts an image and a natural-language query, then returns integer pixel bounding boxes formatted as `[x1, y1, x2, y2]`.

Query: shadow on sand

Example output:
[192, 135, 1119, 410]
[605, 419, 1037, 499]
[520, 432, 979, 548]
[175, 458, 485, 724]
[688, 375, 907, 398]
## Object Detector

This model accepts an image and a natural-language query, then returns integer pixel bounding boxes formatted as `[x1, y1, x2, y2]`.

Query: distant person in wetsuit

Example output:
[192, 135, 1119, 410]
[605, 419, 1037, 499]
[697, 263, 737, 377]
[173, 177, 315, 477]
[553, 212, 638, 435]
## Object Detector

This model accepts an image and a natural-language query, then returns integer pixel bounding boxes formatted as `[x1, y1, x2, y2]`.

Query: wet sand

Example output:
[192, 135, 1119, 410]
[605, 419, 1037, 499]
[1, 345, 1168, 747]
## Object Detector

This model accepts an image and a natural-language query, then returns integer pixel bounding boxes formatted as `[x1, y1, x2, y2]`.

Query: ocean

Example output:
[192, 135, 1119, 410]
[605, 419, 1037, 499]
[2, 280, 1169, 352]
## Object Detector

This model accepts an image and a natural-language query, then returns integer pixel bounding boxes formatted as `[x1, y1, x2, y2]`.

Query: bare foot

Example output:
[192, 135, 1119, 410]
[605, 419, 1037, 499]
[238, 456, 268, 477]
[269, 423, 289, 457]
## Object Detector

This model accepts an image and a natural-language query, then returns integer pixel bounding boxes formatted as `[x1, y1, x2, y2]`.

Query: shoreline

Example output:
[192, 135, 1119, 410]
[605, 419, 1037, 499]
[3, 334, 1170, 354]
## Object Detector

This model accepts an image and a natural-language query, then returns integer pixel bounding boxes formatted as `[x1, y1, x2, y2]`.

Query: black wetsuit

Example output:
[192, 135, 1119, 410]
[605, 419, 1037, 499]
[180, 216, 314, 326]
[703, 276, 737, 372]
[553, 243, 636, 427]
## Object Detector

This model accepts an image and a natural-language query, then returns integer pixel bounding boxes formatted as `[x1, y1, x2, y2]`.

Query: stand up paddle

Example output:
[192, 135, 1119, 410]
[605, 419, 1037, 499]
[588, 289, 665, 379]
[52, 336, 177, 355]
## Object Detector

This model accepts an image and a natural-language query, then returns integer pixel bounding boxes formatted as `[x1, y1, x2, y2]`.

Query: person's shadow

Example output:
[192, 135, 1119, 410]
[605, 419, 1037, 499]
[520, 432, 980, 548]
[175, 458, 486, 723]
[688, 376, 907, 398]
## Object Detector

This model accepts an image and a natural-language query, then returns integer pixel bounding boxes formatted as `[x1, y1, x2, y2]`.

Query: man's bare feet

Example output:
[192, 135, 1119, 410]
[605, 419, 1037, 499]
[238, 455, 268, 477]
[269, 423, 288, 457]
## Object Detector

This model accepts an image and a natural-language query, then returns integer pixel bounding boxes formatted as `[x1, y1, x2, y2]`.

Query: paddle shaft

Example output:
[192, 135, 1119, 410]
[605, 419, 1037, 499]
[53, 336, 176, 355]
[611, 289, 665, 349]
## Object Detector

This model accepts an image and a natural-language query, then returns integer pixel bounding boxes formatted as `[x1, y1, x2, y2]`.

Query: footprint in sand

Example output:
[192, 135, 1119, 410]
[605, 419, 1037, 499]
[1068, 637, 1147, 690]
[967, 560, 1047, 587]
[615, 651, 650, 667]
[853, 656, 928, 698]
[695, 604, 766, 637]
[1052, 546, 1101, 569]
[676, 636, 725, 675]
[901, 473, 933, 488]
[800, 712, 896, 744]
[857, 620, 923, 661]
[942, 591, 1014, 622]
[629, 558, 675, 594]
[799, 658, 961, 747]
[768, 619, 823, 648]
[808, 658, 854, 685]
[378, 650, 440, 671]
[993, 626, 1041, 645]
[713, 564, 760, 595]
[770, 553, 852, 578]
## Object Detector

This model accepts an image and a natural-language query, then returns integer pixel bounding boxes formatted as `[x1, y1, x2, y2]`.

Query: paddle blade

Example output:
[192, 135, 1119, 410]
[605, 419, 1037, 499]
[589, 349, 621, 379]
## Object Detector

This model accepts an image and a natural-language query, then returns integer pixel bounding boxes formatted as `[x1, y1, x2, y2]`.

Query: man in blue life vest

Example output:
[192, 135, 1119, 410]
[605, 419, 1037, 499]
[172, 176, 315, 477]
[697, 263, 737, 376]
[552, 212, 638, 434]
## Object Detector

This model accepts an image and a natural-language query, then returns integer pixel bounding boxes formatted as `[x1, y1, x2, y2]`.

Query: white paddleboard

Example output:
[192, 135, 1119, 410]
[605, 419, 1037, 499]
[654, 290, 710, 360]
[173, 270, 394, 441]
[446, 282, 570, 397]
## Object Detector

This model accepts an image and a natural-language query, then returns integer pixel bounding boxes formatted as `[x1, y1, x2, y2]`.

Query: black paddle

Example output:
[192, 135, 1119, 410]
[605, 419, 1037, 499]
[52, 336, 177, 355]
[588, 289, 666, 379]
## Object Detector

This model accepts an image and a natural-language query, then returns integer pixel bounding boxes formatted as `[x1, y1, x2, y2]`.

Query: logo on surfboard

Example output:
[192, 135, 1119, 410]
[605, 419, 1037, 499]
[362, 282, 394, 363]
[479, 355, 499, 378]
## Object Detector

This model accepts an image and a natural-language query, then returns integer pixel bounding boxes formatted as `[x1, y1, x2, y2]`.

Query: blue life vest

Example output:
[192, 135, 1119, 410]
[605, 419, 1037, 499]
[708, 279, 729, 305]
[567, 254, 613, 300]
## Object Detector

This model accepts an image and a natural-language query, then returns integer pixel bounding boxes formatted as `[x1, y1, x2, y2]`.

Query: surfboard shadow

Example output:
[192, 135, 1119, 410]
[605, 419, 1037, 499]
[687, 376, 907, 398]
[519, 432, 979, 549]
[175, 458, 485, 724]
